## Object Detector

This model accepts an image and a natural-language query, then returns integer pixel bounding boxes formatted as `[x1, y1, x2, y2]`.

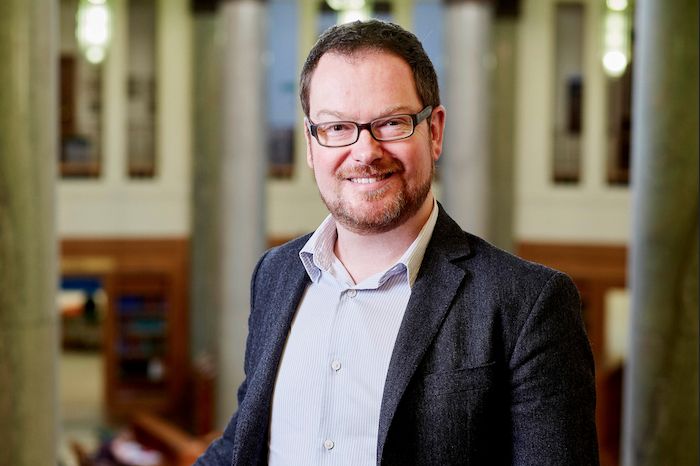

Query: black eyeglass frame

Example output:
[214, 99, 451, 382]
[307, 105, 433, 148]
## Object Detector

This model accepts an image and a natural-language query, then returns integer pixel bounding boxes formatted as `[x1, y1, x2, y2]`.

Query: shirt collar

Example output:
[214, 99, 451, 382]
[299, 214, 337, 283]
[299, 198, 439, 288]
[398, 197, 438, 287]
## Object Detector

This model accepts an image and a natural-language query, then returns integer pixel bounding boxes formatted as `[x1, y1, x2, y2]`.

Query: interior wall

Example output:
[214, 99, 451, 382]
[514, 0, 630, 244]
[58, 0, 632, 245]
[58, 0, 192, 238]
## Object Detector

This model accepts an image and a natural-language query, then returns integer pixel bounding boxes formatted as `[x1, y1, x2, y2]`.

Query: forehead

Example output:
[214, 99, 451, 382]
[308, 51, 421, 119]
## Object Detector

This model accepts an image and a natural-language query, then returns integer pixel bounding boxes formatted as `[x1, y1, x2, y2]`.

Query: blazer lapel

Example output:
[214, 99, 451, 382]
[232, 250, 310, 465]
[376, 208, 471, 463]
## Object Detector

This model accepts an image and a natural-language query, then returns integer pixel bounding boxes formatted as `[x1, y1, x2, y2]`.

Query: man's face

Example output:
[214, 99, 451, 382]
[305, 51, 445, 234]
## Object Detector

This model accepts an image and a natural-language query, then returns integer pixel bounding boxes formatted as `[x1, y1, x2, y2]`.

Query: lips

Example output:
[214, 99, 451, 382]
[349, 173, 392, 184]
[339, 164, 401, 183]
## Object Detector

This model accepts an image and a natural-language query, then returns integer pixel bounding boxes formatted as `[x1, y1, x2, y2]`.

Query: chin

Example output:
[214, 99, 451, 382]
[319, 173, 433, 234]
[326, 196, 414, 235]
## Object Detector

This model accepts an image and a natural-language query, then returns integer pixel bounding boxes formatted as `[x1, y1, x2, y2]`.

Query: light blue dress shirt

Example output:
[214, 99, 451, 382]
[268, 200, 438, 466]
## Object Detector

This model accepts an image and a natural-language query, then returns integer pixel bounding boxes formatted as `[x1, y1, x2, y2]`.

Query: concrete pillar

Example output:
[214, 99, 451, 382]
[189, 5, 223, 434]
[622, 0, 699, 464]
[490, 15, 517, 252]
[442, 0, 494, 239]
[392, 0, 413, 30]
[217, 0, 267, 428]
[190, 4, 222, 364]
[0, 0, 58, 464]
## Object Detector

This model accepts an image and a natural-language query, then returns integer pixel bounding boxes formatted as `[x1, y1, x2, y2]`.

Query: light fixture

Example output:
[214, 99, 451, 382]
[337, 8, 370, 24]
[76, 0, 112, 65]
[603, 50, 628, 76]
[602, 9, 630, 77]
[326, 0, 370, 24]
[606, 0, 628, 12]
[326, 0, 366, 11]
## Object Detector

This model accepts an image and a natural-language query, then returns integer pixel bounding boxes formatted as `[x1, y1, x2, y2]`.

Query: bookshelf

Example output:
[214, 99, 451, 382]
[61, 239, 189, 421]
[112, 274, 169, 398]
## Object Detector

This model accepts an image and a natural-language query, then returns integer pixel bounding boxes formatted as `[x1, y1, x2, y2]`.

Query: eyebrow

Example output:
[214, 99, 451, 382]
[313, 105, 416, 122]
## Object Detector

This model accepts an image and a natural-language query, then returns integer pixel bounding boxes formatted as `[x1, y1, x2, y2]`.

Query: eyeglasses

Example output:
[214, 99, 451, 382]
[307, 106, 433, 148]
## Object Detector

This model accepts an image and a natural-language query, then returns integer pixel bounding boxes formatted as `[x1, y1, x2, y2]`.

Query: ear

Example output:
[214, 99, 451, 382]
[428, 105, 446, 163]
[304, 118, 314, 169]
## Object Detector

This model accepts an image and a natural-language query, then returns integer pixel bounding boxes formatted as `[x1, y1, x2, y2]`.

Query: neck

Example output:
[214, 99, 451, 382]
[333, 194, 434, 284]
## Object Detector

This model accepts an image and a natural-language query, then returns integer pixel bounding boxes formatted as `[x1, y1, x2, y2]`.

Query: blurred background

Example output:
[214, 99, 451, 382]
[0, 0, 697, 465]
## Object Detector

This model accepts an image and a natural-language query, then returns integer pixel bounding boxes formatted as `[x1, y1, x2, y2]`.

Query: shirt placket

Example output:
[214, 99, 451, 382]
[318, 283, 358, 465]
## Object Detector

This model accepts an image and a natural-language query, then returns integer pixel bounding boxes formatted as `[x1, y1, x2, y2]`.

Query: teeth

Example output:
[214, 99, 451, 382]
[349, 173, 390, 184]
[352, 177, 378, 184]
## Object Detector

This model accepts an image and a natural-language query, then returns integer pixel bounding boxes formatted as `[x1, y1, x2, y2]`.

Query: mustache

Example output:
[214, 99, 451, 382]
[336, 161, 404, 180]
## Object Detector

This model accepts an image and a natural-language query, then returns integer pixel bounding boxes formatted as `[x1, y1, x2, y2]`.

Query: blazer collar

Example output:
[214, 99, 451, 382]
[232, 246, 311, 465]
[376, 206, 472, 463]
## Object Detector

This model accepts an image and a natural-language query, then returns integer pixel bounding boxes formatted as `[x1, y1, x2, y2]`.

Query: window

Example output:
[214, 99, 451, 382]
[604, 3, 634, 185]
[127, 0, 157, 178]
[266, 1, 298, 178]
[59, 0, 103, 178]
[552, 3, 585, 184]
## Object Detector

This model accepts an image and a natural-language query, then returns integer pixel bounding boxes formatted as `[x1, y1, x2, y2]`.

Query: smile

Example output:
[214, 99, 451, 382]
[348, 173, 392, 184]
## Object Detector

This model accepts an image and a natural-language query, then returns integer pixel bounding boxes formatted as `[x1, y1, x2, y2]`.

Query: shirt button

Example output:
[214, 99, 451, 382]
[323, 439, 335, 450]
[347, 289, 357, 298]
[331, 360, 341, 371]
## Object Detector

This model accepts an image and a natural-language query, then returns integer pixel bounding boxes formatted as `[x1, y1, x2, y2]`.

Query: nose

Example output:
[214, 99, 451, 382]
[351, 127, 383, 165]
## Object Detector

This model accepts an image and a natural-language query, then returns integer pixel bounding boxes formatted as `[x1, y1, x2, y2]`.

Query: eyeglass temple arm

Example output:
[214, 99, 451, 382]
[413, 105, 433, 125]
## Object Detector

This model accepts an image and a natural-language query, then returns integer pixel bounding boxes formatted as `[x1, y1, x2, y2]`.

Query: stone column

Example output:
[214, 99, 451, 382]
[622, 0, 699, 464]
[442, 0, 494, 239]
[392, 0, 413, 30]
[189, 2, 223, 433]
[217, 0, 267, 428]
[0, 0, 58, 465]
[489, 9, 518, 252]
[190, 1, 222, 366]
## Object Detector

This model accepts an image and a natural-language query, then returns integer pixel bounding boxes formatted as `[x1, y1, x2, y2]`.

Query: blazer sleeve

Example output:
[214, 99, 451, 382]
[192, 385, 246, 466]
[509, 272, 599, 465]
[194, 250, 269, 466]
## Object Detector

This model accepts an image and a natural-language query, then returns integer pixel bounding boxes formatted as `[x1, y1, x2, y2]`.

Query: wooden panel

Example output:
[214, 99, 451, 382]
[517, 242, 627, 281]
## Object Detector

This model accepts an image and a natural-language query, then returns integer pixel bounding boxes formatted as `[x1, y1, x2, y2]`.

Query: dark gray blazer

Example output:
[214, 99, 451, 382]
[196, 207, 599, 465]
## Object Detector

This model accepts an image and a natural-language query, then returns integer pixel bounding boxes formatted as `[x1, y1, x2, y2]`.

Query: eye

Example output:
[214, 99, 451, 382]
[373, 115, 412, 135]
[376, 118, 402, 128]
[319, 122, 354, 136]
[385, 118, 404, 127]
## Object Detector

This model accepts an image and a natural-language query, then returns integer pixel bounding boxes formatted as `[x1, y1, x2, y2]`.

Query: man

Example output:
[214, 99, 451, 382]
[197, 20, 598, 465]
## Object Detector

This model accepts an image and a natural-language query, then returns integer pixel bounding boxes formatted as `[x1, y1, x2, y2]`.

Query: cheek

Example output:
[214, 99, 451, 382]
[403, 149, 433, 178]
[311, 155, 340, 188]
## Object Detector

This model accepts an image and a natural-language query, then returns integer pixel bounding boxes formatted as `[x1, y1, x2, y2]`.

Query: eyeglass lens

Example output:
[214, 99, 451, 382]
[315, 114, 414, 147]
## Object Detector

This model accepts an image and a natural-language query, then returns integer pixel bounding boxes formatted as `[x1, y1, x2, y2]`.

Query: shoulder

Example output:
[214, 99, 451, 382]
[432, 207, 570, 283]
[427, 209, 587, 367]
[429, 207, 578, 309]
[254, 233, 312, 277]
[468, 233, 570, 288]
[267, 233, 313, 260]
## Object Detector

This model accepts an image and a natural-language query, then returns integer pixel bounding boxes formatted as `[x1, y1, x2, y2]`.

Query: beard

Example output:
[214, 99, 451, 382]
[313, 154, 434, 235]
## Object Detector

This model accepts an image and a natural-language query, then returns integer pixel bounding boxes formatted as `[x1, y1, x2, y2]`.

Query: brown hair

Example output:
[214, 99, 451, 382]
[299, 20, 440, 117]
